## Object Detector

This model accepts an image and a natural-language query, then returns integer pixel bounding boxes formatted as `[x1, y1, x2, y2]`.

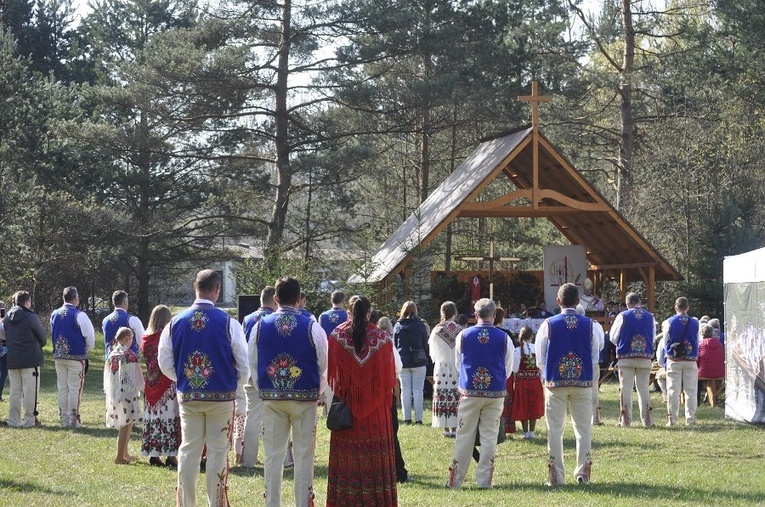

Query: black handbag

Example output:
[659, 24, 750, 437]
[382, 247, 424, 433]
[327, 397, 353, 431]
[410, 347, 428, 366]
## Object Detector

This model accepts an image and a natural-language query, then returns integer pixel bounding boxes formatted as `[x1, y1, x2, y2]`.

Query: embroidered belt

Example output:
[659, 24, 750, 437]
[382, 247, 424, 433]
[544, 380, 593, 388]
[458, 388, 506, 398]
[179, 390, 237, 402]
[617, 353, 652, 360]
[516, 369, 541, 379]
[54, 354, 88, 361]
[259, 389, 321, 401]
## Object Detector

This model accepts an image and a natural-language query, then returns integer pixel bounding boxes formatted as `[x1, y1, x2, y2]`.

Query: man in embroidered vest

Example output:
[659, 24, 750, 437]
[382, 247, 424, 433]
[537, 283, 598, 486]
[50, 286, 96, 428]
[318, 290, 347, 338]
[251, 276, 328, 507]
[662, 296, 700, 426]
[239, 285, 276, 468]
[446, 298, 519, 490]
[158, 269, 249, 507]
[102, 290, 145, 360]
[610, 292, 656, 427]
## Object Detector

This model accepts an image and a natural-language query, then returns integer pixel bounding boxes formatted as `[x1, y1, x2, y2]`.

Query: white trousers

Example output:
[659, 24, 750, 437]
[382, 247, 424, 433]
[666, 360, 698, 425]
[8, 367, 40, 427]
[545, 386, 593, 484]
[262, 400, 317, 507]
[447, 395, 504, 489]
[399, 366, 426, 422]
[617, 358, 653, 427]
[240, 382, 264, 467]
[55, 359, 85, 427]
[177, 400, 234, 507]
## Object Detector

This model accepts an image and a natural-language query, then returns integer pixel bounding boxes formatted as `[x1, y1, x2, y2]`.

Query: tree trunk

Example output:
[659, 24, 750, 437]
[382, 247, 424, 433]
[618, 0, 636, 214]
[266, 0, 292, 250]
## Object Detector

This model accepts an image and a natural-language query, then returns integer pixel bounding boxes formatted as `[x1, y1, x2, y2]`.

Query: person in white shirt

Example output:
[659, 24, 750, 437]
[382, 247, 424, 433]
[158, 269, 249, 507]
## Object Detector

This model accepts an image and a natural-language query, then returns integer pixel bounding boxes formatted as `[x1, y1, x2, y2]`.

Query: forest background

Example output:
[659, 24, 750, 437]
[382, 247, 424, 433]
[0, 0, 762, 324]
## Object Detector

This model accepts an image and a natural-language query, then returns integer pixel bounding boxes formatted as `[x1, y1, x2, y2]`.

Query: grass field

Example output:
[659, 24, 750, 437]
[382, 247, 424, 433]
[1, 340, 765, 506]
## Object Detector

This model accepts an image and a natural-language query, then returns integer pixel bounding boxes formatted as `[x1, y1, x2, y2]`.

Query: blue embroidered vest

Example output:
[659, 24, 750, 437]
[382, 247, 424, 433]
[665, 314, 699, 360]
[102, 310, 138, 359]
[256, 308, 320, 401]
[458, 324, 508, 398]
[615, 308, 654, 360]
[51, 304, 88, 360]
[170, 303, 237, 402]
[544, 311, 594, 388]
[319, 308, 348, 338]
[299, 308, 314, 320]
[243, 307, 274, 342]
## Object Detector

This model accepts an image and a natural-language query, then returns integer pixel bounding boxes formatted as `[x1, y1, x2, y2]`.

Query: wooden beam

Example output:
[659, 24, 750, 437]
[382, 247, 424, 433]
[590, 262, 658, 270]
[458, 206, 589, 218]
[648, 265, 656, 313]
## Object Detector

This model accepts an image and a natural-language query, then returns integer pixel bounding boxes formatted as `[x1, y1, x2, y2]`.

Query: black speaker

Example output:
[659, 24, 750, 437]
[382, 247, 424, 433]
[237, 295, 260, 323]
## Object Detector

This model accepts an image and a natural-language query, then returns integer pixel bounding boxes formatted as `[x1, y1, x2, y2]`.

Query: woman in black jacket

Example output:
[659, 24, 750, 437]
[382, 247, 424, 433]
[2, 291, 47, 427]
[393, 301, 429, 424]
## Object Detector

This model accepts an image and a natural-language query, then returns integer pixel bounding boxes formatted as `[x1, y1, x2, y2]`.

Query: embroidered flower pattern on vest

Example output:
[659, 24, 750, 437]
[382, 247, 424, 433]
[60, 307, 69, 317]
[109, 312, 120, 323]
[274, 313, 298, 337]
[564, 314, 579, 330]
[184, 350, 214, 388]
[477, 328, 491, 344]
[633, 308, 645, 320]
[266, 353, 302, 389]
[55, 336, 69, 356]
[557, 352, 583, 380]
[189, 310, 209, 332]
[329, 312, 339, 324]
[630, 334, 647, 353]
[471, 366, 492, 389]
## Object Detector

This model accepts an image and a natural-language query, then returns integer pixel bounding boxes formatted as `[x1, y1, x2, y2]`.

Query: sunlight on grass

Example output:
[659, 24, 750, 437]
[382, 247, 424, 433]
[1, 340, 764, 506]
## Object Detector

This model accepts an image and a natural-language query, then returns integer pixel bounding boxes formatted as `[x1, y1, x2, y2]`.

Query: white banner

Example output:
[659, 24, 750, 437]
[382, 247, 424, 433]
[543, 245, 587, 309]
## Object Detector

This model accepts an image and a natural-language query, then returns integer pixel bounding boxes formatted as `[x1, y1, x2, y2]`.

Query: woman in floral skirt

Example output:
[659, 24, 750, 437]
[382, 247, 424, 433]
[140, 305, 181, 467]
[428, 301, 461, 437]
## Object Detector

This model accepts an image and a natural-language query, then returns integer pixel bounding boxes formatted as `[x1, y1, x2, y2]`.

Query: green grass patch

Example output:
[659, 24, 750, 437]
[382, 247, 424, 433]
[1, 342, 764, 506]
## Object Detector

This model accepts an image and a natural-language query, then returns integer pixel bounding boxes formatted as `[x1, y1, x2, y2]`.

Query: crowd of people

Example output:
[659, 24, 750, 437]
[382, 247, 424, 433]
[0, 271, 727, 505]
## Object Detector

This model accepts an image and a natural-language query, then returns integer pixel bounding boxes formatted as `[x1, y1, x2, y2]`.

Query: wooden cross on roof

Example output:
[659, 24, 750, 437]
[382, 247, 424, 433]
[517, 80, 551, 208]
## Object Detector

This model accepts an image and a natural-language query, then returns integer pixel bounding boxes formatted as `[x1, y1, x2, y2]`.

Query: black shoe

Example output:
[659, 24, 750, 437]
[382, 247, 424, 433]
[404, 420, 412, 425]
[165, 457, 178, 470]
[200, 458, 206, 473]
[149, 457, 164, 467]
[414, 421, 423, 425]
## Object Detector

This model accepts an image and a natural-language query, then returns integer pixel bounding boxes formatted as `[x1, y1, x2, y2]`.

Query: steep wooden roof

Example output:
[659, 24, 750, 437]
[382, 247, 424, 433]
[352, 126, 680, 286]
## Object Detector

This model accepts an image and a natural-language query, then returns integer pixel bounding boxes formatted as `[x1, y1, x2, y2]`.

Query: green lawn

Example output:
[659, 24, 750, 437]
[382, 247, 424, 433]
[1, 343, 764, 506]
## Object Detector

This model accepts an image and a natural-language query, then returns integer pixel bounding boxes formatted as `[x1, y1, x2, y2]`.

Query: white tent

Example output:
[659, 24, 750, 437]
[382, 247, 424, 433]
[723, 247, 765, 423]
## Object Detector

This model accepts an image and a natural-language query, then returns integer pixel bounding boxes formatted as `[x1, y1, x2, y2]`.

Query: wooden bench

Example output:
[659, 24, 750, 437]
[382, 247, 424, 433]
[699, 377, 725, 407]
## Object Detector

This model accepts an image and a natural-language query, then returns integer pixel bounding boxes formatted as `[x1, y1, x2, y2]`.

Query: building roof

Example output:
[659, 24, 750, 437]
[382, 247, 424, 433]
[352, 126, 680, 285]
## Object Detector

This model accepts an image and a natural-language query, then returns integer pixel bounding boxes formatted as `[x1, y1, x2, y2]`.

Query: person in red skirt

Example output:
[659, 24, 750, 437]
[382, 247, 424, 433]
[327, 295, 398, 506]
[512, 326, 545, 439]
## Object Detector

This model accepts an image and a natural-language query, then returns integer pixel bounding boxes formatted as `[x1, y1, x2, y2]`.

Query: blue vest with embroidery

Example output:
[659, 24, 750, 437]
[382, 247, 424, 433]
[102, 310, 139, 359]
[299, 308, 314, 320]
[243, 307, 274, 342]
[615, 308, 654, 360]
[544, 311, 594, 388]
[256, 309, 320, 401]
[458, 324, 508, 398]
[51, 304, 88, 360]
[665, 314, 699, 360]
[319, 308, 348, 338]
[170, 303, 237, 402]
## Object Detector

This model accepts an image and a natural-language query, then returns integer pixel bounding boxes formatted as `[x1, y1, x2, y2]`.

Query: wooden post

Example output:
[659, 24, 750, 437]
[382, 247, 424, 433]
[648, 265, 656, 313]
[518, 81, 551, 209]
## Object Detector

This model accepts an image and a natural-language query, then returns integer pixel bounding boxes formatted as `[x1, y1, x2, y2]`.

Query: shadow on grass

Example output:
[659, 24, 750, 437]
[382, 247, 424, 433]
[229, 463, 329, 479]
[33, 423, 116, 439]
[0, 477, 69, 496]
[501, 481, 764, 503]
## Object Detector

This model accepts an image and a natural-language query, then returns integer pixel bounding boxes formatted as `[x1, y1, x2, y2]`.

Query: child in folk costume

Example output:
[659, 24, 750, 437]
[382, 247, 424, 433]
[104, 327, 145, 464]
[512, 326, 544, 439]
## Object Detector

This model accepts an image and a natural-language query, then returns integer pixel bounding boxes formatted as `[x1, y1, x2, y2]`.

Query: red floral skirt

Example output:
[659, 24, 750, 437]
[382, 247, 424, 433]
[327, 402, 397, 507]
[503, 374, 516, 433]
[512, 369, 545, 420]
